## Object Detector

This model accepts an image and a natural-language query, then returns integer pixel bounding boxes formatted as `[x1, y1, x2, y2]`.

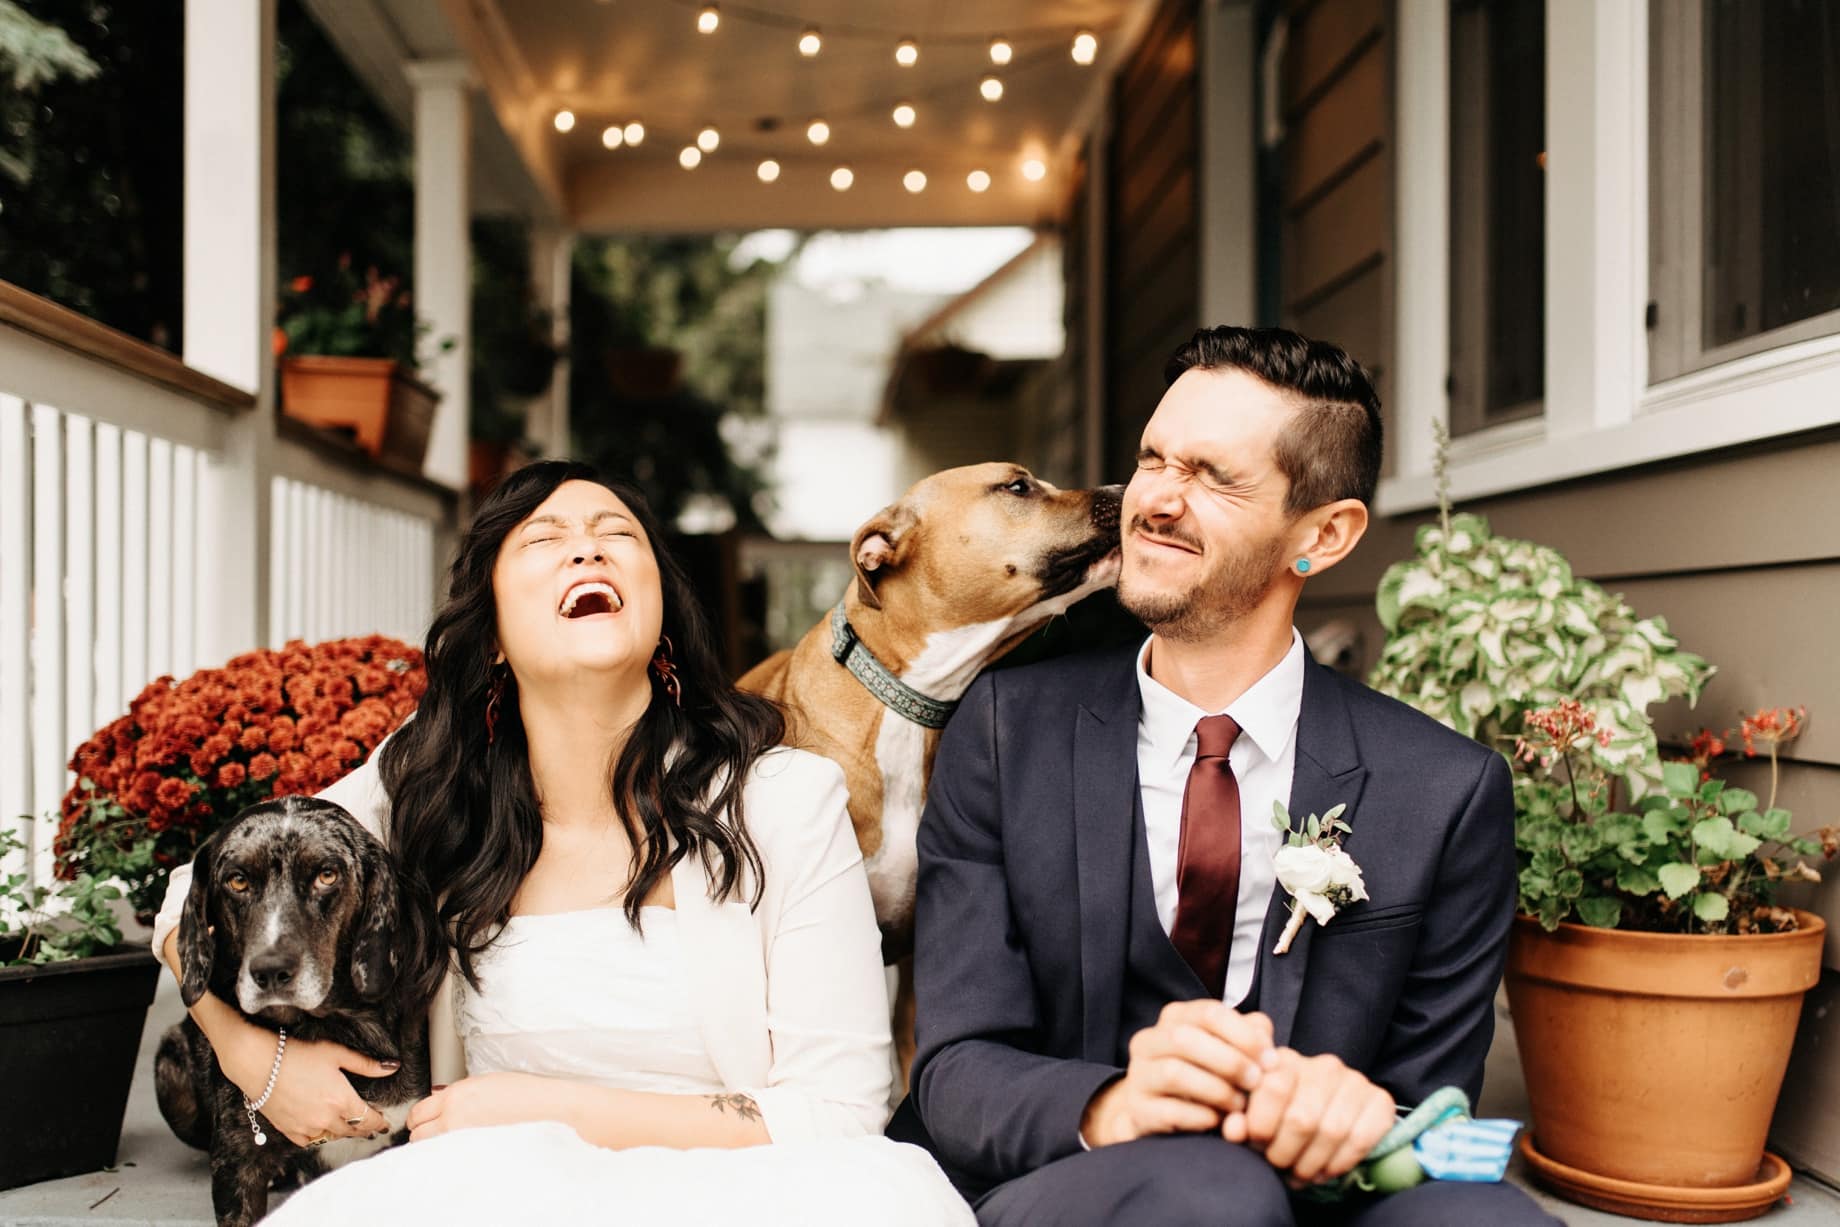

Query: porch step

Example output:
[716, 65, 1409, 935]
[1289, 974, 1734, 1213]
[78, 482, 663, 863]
[5, 981, 1839, 1224]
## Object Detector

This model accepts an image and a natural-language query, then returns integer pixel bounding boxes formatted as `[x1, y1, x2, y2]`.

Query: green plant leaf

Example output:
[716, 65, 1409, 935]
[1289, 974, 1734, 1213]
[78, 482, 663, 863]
[1692, 816, 1761, 861]
[1661, 761, 1701, 797]
[1717, 788, 1759, 816]
[1658, 862, 1700, 898]
[1693, 892, 1730, 923]
[1740, 808, 1793, 841]
[1576, 896, 1623, 928]
[1615, 864, 1661, 895]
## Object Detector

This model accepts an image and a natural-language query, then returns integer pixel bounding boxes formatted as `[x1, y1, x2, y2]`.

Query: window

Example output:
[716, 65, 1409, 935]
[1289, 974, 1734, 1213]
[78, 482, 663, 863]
[1651, 0, 1840, 380]
[1447, 0, 1546, 436]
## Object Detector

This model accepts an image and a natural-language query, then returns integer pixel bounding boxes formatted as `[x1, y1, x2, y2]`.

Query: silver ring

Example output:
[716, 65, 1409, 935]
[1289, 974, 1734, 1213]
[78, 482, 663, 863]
[345, 1114, 367, 1127]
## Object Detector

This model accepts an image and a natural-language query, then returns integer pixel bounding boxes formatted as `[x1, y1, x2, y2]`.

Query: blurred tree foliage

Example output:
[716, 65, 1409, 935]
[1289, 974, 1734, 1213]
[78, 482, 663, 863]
[0, 0, 183, 348]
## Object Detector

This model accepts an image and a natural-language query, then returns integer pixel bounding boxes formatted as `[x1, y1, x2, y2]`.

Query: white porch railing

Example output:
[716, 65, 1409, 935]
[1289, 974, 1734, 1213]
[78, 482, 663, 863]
[0, 284, 455, 888]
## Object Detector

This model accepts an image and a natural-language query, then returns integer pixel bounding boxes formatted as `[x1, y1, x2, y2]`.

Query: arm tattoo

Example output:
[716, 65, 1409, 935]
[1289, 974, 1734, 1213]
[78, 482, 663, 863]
[706, 1092, 762, 1123]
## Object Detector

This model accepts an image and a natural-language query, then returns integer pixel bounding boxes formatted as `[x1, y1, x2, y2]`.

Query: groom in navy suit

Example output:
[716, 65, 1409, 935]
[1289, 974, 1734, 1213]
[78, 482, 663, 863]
[904, 327, 1560, 1225]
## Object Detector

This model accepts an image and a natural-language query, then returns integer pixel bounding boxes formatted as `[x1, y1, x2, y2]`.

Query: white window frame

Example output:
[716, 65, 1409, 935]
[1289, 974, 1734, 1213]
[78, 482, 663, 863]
[1379, 0, 1840, 516]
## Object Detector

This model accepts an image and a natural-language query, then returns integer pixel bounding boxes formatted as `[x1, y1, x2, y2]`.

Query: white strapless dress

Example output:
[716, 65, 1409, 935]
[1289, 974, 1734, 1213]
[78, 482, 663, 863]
[262, 909, 973, 1226]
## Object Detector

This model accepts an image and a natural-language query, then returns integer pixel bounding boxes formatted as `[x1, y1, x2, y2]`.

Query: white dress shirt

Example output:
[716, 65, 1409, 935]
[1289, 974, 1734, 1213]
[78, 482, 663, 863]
[1135, 630, 1305, 1006]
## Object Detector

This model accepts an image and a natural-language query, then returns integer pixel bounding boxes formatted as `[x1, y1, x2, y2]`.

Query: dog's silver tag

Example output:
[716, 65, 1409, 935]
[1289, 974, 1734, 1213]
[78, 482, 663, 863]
[253, 1128, 267, 1146]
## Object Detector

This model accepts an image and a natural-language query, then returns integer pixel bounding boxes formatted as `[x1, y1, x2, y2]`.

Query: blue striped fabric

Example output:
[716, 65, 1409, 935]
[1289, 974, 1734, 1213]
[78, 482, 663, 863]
[1414, 1118, 1522, 1182]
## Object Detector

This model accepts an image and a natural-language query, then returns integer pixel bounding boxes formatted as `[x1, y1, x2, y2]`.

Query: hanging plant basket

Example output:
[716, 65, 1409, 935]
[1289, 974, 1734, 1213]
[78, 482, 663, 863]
[280, 355, 438, 471]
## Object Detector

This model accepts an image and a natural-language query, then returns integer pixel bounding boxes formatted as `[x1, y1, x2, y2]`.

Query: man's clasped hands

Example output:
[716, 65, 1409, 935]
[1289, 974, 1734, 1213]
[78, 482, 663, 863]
[1079, 1001, 1397, 1189]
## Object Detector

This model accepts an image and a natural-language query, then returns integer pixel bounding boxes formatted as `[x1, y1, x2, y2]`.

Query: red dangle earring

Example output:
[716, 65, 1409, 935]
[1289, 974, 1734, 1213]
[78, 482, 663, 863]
[650, 636, 683, 707]
[485, 665, 507, 745]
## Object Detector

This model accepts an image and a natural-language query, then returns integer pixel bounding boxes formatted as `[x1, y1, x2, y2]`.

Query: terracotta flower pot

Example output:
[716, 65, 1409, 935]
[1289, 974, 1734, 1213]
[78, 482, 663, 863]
[280, 355, 437, 470]
[1506, 911, 1824, 1218]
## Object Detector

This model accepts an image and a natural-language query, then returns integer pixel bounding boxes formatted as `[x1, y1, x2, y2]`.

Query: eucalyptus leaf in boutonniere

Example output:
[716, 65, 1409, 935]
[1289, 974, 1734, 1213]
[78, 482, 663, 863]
[1271, 801, 1367, 954]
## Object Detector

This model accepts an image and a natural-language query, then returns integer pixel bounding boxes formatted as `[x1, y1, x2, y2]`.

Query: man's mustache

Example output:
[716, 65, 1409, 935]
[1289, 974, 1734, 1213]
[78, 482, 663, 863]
[1127, 516, 1203, 554]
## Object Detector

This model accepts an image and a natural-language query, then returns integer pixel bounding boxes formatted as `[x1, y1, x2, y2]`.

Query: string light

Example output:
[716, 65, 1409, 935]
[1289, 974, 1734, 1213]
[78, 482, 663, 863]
[553, 109, 576, 133]
[806, 119, 831, 145]
[757, 159, 780, 183]
[1071, 30, 1098, 65]
[679, 146, 702, 169]
[696, 4, 719, 34]
[895, 38, 918, 66]
[892, 102, 916, 128]
[904, 170, 927, 193]
[830, 167, 853, 191]
[602, 125, 624, 149]
[1021, 157, 1047, 181]
[979, 76, 1004, 102]
[623, 121, 645, 145]
[697, 126, 721, 152]
[967, 169, 991, 192]
[989, 37, 1012, 65]
[799, 26, 822, 56]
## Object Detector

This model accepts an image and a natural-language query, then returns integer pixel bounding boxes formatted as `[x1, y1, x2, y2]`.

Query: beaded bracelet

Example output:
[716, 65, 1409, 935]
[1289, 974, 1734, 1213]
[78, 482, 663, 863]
[243, 1026, 288, 1146]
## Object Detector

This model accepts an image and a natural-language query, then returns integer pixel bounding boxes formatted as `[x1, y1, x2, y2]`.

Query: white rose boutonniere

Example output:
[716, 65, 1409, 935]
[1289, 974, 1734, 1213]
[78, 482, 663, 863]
[1271, 801, 1367, 954]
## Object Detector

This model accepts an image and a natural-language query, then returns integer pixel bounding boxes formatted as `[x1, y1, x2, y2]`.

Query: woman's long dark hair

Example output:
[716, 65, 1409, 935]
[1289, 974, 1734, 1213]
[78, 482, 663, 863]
[381, 460, 784, 1000]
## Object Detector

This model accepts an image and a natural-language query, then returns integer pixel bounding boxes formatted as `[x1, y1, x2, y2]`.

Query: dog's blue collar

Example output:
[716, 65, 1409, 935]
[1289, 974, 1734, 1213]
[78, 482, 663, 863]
[830, 600, 959, 730]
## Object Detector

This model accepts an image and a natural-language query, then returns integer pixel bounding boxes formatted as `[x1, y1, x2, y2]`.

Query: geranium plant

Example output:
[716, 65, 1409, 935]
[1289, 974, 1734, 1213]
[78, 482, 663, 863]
[56, 635, 425, 921]
[1372, 429, 1833, 932]
[276, 256, 448, 370]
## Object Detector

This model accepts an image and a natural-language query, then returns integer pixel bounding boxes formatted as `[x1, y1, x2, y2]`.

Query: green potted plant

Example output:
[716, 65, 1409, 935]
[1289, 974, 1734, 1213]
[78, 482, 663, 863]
[1370, 438, 1833, 1222]
[0, 819, 160, 1191]
[275, 257, 446, 471]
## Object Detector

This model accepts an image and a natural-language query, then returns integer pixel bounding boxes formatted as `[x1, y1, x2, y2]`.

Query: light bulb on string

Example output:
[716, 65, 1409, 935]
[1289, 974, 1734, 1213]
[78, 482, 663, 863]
[601, 125, 624, 149]
[903, 170, 927, 193]
[697, 126, 720, 152]
[895, 38, 918, 66]
[1021, 157, 1047, 182]
[979, 76, 1004, 102]
[830, 167, 853, 191]
[757, 159, 780, 183]
[989, 37, 1012, 65]
[696, 5, 719, 34]
[807, 119, 830, 145]
[679, 146, 702, 169]
[1072, 30, 1098, 65]
[892, 102, 916, 128]
[799, 26, 822, 56]
[623, 121, 645, 145]
[967, 169, 991, 193]
[553, 109, 576, 133]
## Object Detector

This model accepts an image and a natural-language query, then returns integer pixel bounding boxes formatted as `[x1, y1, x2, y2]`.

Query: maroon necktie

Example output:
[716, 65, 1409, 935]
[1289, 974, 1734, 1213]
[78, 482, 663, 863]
[1170, 714, 1242, 999]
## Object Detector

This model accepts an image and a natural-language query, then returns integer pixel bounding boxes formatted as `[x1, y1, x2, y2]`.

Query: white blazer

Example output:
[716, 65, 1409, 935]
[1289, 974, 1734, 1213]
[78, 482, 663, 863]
[151, 744, 896, 1145]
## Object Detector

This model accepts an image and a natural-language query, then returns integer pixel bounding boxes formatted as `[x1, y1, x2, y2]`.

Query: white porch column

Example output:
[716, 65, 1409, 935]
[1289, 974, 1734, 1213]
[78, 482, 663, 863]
[407, 60, 473, 490]
[185, 0, 275, 660]
[1392, 0, 1452, 483]
[1199, 0, 1257, 328]
[529, 225, 575, 458]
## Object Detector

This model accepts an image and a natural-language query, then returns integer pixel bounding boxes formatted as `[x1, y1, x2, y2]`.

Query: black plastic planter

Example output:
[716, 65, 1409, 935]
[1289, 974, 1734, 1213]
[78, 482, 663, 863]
[0, 947, 161, 1191]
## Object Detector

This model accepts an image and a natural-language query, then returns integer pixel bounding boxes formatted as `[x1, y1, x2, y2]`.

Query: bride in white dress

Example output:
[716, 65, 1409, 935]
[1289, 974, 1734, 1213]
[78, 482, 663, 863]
[151, 462, 973, 1226]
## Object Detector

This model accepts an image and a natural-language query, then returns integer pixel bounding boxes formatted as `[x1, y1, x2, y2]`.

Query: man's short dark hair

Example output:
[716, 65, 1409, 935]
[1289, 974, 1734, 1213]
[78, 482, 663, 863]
[1163, 325, 1383, 512]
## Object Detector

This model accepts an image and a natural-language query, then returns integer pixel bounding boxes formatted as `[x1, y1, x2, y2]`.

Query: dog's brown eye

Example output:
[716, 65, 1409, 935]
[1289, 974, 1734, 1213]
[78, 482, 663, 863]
[1002, 478, 1033, 496]
[316, 867, 341, 888]
[226, 872, 249, 893]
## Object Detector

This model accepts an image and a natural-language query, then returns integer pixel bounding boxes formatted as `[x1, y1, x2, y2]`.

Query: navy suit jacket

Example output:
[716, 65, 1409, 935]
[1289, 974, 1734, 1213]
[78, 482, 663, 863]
[906, 645, 1517, 1198]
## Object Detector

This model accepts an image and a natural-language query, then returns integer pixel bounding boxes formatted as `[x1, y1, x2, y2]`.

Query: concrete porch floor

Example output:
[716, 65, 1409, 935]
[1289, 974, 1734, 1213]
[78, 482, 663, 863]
[3, 979, 1838, 1225]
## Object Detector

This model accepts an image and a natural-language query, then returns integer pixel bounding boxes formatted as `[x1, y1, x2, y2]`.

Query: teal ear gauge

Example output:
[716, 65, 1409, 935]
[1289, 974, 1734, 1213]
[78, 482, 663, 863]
[1296, 558, 1313, 575]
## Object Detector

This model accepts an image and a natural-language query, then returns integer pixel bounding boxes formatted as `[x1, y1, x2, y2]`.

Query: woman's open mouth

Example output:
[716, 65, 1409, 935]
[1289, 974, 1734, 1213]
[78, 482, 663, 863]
[559, 580, 624, 619]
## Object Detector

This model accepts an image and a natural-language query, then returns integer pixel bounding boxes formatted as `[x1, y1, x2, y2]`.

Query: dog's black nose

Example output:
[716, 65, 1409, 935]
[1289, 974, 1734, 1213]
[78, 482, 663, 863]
[249, 953, 297, 991]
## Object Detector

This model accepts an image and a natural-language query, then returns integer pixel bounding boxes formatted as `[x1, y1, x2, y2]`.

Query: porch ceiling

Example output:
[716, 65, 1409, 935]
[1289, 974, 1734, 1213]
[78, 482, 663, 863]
[353, 0, 1158, 233]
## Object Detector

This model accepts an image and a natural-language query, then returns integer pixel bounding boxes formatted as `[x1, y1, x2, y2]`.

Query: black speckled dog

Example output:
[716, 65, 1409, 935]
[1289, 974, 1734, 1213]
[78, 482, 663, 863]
[154, 796, 430, 1227]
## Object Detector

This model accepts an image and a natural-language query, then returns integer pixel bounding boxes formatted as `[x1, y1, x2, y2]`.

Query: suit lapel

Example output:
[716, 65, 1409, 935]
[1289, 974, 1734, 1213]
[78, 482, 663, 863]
[1072, 651, 1143, 1065]
[1256, 660, 1368, 1048]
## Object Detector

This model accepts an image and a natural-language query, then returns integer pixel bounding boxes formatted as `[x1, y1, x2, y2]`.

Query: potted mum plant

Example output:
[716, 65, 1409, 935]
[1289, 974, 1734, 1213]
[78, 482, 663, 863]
[1, 821, 160, 1191]
[276, 258, 445, 471]
[58, 634, 426, 922]
[1371, 440, 1832, 1222]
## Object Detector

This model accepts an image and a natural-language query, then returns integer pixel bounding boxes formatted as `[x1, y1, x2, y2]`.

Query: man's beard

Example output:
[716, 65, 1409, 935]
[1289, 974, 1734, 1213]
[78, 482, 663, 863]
[1117, 517, 1288, 642]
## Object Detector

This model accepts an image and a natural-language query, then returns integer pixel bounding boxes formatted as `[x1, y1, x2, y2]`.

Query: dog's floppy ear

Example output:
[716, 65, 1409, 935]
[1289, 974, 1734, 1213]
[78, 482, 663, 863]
[350, 842, 401, 1001]
[177, 837, 218, 1008]
[849, 503, 915, 611]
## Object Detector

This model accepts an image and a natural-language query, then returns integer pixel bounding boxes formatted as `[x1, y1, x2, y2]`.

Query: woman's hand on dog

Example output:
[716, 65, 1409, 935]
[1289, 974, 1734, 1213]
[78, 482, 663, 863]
[215, 1010, 397, 1146]
[407, 1072, 573, 1142]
